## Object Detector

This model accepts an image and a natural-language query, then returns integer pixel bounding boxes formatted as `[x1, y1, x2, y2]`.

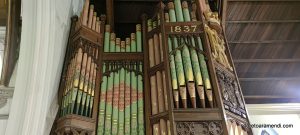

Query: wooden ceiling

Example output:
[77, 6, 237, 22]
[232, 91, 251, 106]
[224, 0, 300, 104]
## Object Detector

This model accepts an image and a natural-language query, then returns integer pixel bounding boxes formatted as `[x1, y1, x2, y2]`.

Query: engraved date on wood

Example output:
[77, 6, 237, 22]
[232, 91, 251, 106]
[165, 22, 203, 35]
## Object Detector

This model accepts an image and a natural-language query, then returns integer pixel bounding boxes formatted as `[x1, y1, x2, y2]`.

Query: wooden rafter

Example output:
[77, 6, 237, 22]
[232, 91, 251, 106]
[239, 77, 300, 81]
[227, 0, 300, 2]
[228, 40, 300, 44]
[226, 20, 300, 23]
[244, 95, 299, 99]
[234, 59, 300, 63]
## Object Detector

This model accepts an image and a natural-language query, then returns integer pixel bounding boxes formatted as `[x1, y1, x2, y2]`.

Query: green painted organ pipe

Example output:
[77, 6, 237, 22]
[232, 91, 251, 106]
[98, 64, 107, 135]
[182, 1, 206, 108]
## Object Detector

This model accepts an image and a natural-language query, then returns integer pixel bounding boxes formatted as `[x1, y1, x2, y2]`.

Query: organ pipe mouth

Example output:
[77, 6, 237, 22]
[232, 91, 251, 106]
[89, 4, 94, 9]
[167, 2, 175, 10]
[191, 11, 197, 21]
[121, 41, 125, 48]
[126, 38, 130, 45]
[136, 24, 141, 31]
[192, 2, 197, 11]
[105, 25, 111, 32]
[110, 33, 116, 40]
[182, 1, 188, 9]
[131, 33, 136, 40]
[147, 19, 152, 27]
[116, 38, 121, 45]
[164, 13, 170, 22]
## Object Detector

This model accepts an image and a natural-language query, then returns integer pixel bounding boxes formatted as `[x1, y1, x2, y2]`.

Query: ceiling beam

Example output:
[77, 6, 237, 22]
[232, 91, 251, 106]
[244, 95, 299, 99]
[246, 99, 300, 104]
[245, 96, 300, 104]
[234, 59, 300, 63]
[228, 40, 300, 44]
[226, 20, 300, 24]
[239, 77, 300, 81]
[228, 0, 300, 2]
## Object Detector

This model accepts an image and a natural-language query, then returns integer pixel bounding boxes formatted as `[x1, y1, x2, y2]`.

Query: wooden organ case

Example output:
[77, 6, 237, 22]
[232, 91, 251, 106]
[53, 0, 253, 135]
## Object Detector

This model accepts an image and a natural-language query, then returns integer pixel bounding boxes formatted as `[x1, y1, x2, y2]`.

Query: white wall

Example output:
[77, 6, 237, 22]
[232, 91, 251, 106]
[247, 104, 300, 135]
[0, 119, 7, 135]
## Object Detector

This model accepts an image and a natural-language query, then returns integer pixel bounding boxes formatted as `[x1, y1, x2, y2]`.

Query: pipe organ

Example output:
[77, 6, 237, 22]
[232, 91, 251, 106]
[53, 0, 253, 135]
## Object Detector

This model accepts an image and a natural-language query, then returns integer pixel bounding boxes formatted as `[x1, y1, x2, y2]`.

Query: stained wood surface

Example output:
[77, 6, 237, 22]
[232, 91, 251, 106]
[225, 0, 300, 104]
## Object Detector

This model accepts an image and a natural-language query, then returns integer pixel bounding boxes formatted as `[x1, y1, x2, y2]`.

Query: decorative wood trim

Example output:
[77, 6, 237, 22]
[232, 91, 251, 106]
[148, 62, 164, 76]
[176, 121, 223, 135]
[150, 111, 169, 124]
[56, 114, 95, 134]
[173, 109, 223, 121]
[226, 111, 249, 124]
[141, 13, 152, 135]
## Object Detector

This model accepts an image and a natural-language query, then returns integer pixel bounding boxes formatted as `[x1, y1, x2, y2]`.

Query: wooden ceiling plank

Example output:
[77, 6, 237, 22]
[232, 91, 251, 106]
[229, 40, 300, 44]
[244, 95, 299, 99]
[226, 0, 300, 104]
[228, 0, 300, 2]
[234, 58, 300, 63]
[245, 97, 300, 104]
[239, 77, 300, 81]
[227, 20, 300, 23]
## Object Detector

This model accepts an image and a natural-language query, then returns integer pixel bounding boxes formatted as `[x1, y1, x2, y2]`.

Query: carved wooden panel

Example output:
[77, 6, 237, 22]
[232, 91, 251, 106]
[215, 66, 247, 118]
[56, 127, 92, 135]
[55, 114, 95, 135]
[176, 121, 223, 135]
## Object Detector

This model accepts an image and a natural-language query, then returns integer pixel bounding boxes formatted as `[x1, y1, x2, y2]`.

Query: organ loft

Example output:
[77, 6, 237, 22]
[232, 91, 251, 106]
[51, 0, 253, 135]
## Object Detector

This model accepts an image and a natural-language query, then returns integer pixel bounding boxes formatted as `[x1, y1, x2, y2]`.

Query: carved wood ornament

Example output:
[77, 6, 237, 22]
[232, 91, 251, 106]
[176, 121, 223, 135]
[216, 66, 247, 118]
